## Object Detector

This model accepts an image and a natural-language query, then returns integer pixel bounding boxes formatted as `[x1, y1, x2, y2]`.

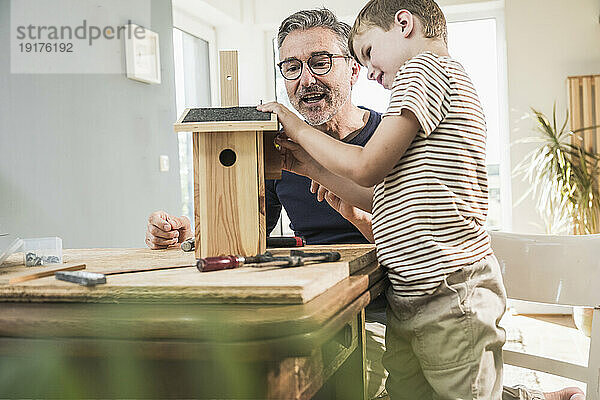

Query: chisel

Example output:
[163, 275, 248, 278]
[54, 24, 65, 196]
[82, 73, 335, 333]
[55, 270, 106, 286]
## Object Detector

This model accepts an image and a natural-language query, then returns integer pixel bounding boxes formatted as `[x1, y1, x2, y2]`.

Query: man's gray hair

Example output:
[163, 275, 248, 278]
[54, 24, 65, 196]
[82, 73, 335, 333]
[277, 8, 351, 56]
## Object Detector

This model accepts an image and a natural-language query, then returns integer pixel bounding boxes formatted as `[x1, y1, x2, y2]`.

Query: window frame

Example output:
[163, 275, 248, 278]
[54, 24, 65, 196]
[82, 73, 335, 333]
[172, 13, 218, 222]
[443, 1, 512, 231]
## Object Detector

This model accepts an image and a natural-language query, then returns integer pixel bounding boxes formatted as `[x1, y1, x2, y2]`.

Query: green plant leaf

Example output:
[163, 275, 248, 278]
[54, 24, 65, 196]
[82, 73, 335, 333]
[515, 106, 600, 234]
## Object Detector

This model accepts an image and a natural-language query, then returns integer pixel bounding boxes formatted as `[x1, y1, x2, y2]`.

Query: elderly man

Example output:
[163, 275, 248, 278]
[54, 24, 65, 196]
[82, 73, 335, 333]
[146, 8, 583, 400]
[264, 10, 378, 245]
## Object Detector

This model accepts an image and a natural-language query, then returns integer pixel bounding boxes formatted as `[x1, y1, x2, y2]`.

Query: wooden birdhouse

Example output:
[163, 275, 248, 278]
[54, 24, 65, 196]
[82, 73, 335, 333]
[174, 50, 281, 258]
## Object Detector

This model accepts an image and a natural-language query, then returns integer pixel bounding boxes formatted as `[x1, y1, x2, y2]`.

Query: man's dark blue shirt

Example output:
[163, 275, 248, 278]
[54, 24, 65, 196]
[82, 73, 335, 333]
[265, 107, 382, 244]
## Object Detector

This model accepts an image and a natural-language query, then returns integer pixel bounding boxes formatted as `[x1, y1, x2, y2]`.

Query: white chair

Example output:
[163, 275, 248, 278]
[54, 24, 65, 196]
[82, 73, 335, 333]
[490, 231, 600, 400]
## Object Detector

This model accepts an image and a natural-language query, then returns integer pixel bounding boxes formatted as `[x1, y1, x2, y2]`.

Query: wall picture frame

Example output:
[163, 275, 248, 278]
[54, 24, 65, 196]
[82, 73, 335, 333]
[124, 23, 161, 84]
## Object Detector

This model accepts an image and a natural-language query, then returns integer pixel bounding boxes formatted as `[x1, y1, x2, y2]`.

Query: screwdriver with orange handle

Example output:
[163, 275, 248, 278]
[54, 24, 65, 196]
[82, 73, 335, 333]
[197, 250, 341, 272]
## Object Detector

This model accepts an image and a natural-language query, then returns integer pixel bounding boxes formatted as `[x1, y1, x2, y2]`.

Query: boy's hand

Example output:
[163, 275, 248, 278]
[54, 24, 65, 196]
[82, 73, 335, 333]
[257, 102, 307, 142]
[146, 211, 192, 249]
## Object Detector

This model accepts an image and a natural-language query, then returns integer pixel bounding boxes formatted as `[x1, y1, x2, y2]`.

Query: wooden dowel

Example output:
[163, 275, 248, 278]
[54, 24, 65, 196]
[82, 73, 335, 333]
[219, 50, 239, 107]
[102, 264, 195, 276]
[9, 264, 86, 284]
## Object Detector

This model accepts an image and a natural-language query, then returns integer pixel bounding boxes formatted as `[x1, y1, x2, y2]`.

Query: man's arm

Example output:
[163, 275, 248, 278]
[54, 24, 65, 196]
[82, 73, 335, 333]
[265, 180, 282, 236]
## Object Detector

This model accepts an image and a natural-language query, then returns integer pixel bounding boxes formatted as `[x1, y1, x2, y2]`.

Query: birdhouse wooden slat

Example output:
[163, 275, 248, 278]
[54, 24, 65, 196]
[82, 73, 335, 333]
[173, 51, 281, 258]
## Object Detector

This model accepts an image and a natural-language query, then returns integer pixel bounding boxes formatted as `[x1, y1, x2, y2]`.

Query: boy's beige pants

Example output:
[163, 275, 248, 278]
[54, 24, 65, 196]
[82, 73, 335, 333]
[365, 321, 544, 399]
[378, 255, 543, 400]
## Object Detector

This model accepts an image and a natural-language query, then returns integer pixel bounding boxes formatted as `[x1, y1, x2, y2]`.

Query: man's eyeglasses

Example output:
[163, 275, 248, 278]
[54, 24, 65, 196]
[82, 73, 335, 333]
[277, 53, 350, 81]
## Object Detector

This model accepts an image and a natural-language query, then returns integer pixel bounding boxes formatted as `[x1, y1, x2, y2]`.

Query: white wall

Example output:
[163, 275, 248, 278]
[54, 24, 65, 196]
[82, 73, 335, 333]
[175, 0, 494, 106]
[215, 25, 275, 105]
[505, 0, 600, 233]
[0, 0, 181, 248]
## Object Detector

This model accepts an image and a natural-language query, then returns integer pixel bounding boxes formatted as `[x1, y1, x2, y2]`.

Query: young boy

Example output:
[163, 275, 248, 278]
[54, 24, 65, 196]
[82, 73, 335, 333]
[259, 0, 507, 398]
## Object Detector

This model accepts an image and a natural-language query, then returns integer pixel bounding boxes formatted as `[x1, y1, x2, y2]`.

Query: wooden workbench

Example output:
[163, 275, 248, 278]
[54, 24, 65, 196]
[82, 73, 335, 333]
[0, 245, 386, 399]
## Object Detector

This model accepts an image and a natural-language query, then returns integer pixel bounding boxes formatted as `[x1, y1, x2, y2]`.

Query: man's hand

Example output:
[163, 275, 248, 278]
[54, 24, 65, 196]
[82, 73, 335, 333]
[275, 134, 322, 177]
[310, 180, 365, 223]
[145, 211, 192, 249]
[310, 181, 375, 243]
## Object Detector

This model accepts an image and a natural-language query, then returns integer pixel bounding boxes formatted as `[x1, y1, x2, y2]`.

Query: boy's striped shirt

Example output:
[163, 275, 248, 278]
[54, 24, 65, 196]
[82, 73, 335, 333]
[373, 51, 493, 296]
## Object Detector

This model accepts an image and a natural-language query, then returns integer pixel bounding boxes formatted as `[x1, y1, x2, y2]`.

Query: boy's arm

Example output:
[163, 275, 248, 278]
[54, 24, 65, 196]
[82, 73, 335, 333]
[303, 113, 420, 187]
[260, 103, 420, 187]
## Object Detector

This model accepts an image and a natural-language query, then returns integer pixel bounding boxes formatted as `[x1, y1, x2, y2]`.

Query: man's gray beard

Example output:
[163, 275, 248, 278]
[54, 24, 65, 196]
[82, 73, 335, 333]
[304, 108, 336, 126]
[293, 92, 346, 126]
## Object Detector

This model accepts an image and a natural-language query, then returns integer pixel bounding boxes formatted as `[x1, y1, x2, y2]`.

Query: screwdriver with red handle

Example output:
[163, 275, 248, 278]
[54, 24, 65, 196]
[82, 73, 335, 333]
[197, 250, 341, 272]
[182, 236, 306, 252]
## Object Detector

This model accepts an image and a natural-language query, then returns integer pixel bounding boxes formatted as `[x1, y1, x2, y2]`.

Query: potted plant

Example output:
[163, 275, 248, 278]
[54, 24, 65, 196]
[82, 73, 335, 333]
[515, 104, 599, 336]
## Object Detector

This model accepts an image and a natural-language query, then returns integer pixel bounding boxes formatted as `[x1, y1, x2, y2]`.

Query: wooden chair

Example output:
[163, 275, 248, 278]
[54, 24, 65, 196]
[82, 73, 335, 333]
[490, 231, 600, 400]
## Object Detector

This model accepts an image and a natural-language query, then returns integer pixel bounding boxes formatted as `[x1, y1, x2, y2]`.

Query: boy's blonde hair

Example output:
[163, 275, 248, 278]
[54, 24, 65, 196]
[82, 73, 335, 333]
[349, 0, 447, 61]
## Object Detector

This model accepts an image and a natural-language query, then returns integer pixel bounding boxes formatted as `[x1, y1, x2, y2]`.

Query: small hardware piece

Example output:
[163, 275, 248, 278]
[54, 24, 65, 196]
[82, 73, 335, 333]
[25, 252, 42, 266]
[181, 238, 195, 252]
[25, 252, 60, 266]
[22, 237, 63, 267]
[55, 270, 107, 286]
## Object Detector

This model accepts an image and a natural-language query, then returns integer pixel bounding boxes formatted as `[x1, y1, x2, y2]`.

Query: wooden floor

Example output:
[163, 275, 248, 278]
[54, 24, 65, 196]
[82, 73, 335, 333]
[501, 312, 589, 395]
[523, 314, 578, 329]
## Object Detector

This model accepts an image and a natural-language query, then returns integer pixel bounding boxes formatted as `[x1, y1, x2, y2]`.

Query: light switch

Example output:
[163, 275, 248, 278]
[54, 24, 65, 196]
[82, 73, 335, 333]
[159, 155, 170, 172]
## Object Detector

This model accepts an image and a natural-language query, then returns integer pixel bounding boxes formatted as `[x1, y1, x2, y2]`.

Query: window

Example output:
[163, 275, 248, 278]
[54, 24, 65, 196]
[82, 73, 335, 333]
[172, 28, 211, 223]
[446, 17, 507, 230]
[273, 41, 301, 236]
[351, 68, 390, 113]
